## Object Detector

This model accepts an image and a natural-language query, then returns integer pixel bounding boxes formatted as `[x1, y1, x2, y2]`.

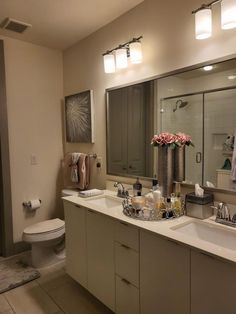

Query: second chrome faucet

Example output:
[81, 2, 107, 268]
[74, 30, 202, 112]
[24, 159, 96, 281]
[212, 202, 236, 228]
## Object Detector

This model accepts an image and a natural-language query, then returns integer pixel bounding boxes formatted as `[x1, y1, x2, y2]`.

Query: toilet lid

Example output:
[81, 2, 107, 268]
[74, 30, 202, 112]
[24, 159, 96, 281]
[24, 218, 65, 235]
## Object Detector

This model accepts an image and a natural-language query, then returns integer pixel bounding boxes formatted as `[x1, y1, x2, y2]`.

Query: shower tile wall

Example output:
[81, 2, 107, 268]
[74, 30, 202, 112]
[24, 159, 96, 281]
[204, 89, 236, 186]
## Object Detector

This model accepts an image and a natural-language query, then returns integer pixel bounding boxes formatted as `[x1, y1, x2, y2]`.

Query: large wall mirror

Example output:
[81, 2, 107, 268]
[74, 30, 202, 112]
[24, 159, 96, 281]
[106, 56, 236, 193]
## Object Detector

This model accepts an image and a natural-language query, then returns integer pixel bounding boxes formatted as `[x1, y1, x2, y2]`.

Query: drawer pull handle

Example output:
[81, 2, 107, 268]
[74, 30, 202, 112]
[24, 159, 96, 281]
[121, 278, 131, 285]
[121, 244, 130, 250]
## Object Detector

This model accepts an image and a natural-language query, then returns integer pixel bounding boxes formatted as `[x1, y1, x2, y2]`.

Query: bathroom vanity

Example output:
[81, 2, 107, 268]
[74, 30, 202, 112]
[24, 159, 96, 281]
[63, 191, 236, 314]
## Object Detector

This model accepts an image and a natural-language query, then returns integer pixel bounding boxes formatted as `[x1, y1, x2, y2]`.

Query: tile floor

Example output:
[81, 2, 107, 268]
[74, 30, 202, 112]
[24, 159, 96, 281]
[0, 259, 113, 314]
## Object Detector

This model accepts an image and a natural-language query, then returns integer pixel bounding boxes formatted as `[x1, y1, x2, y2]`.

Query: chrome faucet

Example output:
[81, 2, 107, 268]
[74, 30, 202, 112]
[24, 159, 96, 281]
[114, 182, 129, 198]
[216, 202, 230, 220]
[212, 202, 236, 227]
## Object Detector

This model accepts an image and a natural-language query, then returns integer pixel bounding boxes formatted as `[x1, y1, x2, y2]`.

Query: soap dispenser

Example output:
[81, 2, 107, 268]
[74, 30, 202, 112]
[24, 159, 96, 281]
[133, 177, 142, 196]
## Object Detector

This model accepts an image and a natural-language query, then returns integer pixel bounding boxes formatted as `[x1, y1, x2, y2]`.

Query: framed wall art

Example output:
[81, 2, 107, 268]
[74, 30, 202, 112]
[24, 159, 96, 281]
[65, 90, 94, 143]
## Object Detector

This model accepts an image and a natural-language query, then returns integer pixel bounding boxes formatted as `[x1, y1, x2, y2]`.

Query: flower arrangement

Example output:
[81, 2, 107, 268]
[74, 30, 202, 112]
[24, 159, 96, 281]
[175, 132, 194, 147]
[151, 132, 194, 148]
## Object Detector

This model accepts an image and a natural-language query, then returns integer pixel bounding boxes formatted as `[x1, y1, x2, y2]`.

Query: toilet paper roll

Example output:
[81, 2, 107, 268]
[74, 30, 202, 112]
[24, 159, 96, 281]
[29, 199, 41, 210]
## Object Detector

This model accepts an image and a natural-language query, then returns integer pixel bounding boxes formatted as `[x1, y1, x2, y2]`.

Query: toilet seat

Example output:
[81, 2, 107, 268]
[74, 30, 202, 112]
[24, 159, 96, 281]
[23, 218, 65, 243]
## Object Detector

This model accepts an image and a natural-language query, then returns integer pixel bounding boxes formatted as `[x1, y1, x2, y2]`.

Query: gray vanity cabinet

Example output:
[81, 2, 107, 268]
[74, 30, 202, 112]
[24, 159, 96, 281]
[64, 202, 87, 288]
[140, 230, 190, 314]
[191, 250, 236, 314]
[86, 210, 115, 311]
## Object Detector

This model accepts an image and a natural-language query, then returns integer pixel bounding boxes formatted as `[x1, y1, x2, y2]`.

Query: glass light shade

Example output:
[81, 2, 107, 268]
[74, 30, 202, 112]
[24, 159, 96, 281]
[115, 48, 128, 69]
[221, 0, 236, 30]
[103, 54, 115, 73]
[129, 41, 143, 64]
[195, 8, 212, 40]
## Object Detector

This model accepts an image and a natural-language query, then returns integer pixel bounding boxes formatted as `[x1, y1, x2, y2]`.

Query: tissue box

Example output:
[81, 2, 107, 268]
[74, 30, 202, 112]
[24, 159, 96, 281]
[185, 192, 214, 219]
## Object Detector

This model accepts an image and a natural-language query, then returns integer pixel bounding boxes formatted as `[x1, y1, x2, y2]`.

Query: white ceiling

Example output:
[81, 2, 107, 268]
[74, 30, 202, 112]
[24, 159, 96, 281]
[0, 0, 143, 50]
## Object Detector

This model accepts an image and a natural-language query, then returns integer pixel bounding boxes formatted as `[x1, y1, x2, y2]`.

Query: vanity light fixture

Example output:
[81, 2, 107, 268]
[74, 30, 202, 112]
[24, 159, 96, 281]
[221, 0, 236, 29]
[194, 5, 213, 39]
[192, 0, 236, 39]
[102, 36, 143, 73]
[129, 40, 143, 64]
[103, 53, 116, 73]
[115, 47, 128, 69]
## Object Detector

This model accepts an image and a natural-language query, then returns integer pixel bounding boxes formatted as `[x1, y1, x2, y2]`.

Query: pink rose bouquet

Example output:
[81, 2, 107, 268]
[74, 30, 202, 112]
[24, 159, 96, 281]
[175, 132, 194, 147]
[151, 132, 194, 148]
[151, 132, 178, 148]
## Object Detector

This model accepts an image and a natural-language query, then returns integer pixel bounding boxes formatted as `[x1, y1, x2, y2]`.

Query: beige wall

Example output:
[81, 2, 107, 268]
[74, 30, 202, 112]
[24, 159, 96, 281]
[63, 0, 236, 192]
[3, 37, 64, 242]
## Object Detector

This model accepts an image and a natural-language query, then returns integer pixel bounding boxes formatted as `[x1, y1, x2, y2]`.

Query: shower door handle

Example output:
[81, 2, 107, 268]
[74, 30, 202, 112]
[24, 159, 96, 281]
[196, 152, 202, 163]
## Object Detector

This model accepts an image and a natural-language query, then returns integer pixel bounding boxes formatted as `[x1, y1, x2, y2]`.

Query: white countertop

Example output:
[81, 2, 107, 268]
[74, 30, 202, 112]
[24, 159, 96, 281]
[63, 190, 236, 264]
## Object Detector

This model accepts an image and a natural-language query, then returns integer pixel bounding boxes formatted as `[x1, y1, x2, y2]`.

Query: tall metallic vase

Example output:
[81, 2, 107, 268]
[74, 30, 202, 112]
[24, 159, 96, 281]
[157, 146, 174, 197]
[174, 146, 185, 182]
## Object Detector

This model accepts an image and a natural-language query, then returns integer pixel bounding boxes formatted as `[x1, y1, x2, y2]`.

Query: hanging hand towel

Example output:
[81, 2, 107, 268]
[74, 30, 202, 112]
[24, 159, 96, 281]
[71, 153, 81, 182]
[78, 153, 90, 190]
[62, 153, 80, 188]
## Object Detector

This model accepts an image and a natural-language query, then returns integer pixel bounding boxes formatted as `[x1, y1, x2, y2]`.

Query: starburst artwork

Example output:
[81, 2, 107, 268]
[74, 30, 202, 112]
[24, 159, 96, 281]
[65, 90, 94, 143]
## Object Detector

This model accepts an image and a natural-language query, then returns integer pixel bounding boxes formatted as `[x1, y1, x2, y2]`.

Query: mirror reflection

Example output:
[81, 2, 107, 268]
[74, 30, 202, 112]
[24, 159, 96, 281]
[106, 57, 236, 192]
[107, 81, 154, 177]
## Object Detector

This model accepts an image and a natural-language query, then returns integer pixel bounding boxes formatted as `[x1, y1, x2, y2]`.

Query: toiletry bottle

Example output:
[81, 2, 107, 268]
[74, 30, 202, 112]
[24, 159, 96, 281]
[159, 197, 166, 210]
[166, 197, 171, 211]
[174, 192, 182, 216]
[170, 193, 176, 209]
[133, 177, 142, 196]
[166, 197, 174, 218]
[152, 175, 158, 191]
[153, 185, 162, 209]
[145, 193, 154, 209]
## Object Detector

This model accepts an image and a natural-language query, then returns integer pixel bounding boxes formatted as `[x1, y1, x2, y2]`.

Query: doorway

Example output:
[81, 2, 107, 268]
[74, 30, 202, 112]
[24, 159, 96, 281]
[0, 39, 14, 256]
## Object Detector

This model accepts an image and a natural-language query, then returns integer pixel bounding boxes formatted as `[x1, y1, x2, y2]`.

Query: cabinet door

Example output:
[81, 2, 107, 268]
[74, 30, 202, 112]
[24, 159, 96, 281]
[64, 201, 87, 288]
[191, 250, 236, 314]
[87, 210, 115, 311]
[116, 275, 139, 314]
[140, 230, 190, 314]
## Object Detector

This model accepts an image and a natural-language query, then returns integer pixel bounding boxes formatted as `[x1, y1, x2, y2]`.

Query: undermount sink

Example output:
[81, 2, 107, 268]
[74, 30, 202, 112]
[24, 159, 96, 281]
[171, 220, 236, 251]
[85, 195, 122, 209]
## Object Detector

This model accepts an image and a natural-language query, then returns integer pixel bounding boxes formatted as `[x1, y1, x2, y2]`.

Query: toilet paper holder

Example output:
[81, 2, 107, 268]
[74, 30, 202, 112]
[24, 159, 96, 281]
[22, 199, 42, 209]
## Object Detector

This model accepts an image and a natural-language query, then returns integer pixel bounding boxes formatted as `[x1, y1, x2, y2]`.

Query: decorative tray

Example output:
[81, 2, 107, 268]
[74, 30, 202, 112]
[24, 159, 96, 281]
[122, 198, 185, 221]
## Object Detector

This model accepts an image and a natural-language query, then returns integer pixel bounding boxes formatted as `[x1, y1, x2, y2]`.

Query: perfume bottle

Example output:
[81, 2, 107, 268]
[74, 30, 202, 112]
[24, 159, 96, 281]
[133, 177, 142, 196]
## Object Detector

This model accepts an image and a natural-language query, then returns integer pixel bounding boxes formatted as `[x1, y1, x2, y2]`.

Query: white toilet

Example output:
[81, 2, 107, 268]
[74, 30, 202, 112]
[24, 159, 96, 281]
[23, 189, 79, 268]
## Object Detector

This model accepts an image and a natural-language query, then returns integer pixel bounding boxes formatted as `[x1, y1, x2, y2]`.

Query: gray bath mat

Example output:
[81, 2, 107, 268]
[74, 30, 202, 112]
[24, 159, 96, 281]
[0, 256, 40, 293]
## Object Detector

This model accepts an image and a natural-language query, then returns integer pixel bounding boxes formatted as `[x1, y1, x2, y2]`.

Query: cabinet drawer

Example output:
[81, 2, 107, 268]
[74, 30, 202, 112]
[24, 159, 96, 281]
[115, 242, 139, 287]
[116, 275, 139, 314]
[115, 221, 139, 251]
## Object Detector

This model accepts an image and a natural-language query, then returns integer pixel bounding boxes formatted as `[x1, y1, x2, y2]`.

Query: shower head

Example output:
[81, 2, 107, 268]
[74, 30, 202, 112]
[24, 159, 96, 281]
[179, 100, 188, 108]
[173, 99, 188, 112]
